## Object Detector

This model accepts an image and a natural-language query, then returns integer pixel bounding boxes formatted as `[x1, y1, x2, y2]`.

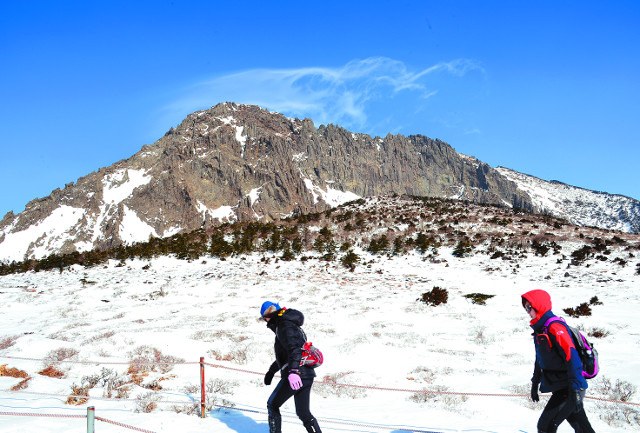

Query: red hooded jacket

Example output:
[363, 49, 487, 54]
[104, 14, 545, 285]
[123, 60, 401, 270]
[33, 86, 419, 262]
[522, 290, 587, 392]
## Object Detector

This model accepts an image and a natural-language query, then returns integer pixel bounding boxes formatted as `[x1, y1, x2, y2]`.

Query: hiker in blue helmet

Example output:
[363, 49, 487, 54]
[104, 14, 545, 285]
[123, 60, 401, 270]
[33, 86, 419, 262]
[260, 301, 322, 433]
[522, 290, 596, 433]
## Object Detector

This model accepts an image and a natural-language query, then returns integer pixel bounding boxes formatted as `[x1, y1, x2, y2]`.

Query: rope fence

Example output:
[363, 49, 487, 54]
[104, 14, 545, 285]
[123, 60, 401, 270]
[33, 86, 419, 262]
[4, 390, 194, 405]
[95, 415, 157, 433]
[203, 360, 640, 406]
[3, 355, 200, 366]
[2, 354, 638, 407]
[0, 409, 157, 433]
[1, 353, 638, 433]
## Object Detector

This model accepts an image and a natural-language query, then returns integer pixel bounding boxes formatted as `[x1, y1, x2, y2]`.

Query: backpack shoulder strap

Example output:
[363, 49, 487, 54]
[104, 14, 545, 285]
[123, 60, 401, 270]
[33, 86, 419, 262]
[541, 316, 571, 351]
[542, 316, 567, 334]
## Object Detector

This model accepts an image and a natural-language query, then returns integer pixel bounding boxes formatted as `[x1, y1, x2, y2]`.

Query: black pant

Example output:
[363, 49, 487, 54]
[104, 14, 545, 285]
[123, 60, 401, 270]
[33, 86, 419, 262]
[538, 389, 596, 433]
[267, 376, 315, 424]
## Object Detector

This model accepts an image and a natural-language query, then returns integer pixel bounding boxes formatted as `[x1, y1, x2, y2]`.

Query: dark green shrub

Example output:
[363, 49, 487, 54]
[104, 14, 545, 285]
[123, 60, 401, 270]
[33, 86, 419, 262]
[576, 303, 593, 316]
[588, 328, 610, 339]
[489, 216, 512, 226]
[339, 242, 351, 252]
[564, 302, 592, 318]
[570, 246, 593, 265]
[612, 257, 627, 266]
[564, 296, 603, 318]
[531, 240, 550, 256]
[490, 249, 505, 259]
[417, 286, 448, 307]
[264, 229, 282, 252]
[318, 226, 332, 239]
[320, 240, 337, 262]
[340, 250, 360, 270]
[563, 307, 577, 317]
[313, 237, 326, 253]
[280, 248, 295, 261]
[591, 237, 609, 252]
[452, 240, 472, 258]
[291, 238, 303, 254]
[210, 232, 232, 258]
[414, 232, 438, 254]
[392, 237, 405, 255]
[367, 236, 389, 255]
[334, 210, 353, 223]
[463, 293, 495, 305]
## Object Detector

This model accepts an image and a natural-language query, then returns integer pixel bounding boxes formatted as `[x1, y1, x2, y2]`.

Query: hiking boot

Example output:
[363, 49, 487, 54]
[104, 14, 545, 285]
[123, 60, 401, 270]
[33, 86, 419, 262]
[303, 418, 322, 433]
[268, 415, 281, 433]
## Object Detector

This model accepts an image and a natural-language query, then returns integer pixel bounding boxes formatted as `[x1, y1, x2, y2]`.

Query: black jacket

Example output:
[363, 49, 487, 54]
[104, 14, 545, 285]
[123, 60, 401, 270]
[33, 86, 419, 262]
[266, 308, 316, 380]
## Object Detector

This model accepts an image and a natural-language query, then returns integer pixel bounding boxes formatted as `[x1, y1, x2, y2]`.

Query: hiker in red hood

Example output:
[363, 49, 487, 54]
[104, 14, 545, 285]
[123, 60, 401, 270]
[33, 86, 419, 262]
[522, 289, 596, 433]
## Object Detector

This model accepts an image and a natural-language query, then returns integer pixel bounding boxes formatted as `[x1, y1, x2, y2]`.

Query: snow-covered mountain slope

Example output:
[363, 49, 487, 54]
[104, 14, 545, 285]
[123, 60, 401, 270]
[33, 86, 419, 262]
[1, 196, 639, 433]
[496, 166, 640, 233]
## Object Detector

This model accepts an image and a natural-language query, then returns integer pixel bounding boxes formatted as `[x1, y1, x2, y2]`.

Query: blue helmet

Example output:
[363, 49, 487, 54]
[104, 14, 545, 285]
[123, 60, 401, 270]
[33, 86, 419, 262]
[260, 301, 281, 317]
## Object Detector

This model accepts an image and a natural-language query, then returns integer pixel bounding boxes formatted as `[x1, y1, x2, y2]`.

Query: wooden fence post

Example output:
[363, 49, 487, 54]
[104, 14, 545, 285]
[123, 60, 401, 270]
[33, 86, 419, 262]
[200, 356, 205, 418]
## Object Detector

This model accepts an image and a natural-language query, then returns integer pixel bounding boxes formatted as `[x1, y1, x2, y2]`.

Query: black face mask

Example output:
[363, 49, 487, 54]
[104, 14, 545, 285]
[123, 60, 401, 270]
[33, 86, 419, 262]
[266, 316, 278, 332]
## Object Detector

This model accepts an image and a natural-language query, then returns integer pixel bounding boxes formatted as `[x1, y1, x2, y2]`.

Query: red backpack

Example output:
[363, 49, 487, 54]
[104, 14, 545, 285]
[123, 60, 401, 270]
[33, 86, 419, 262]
[301, 341, 324, 368]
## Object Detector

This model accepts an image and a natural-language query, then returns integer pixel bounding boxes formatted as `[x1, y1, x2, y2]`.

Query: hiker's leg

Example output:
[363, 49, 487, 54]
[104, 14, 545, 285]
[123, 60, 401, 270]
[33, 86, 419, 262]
[538, 391, 569, 433]
[567, 405, 596, 433]
[267, 379, 294, 433]
[294, 378, 321, 432]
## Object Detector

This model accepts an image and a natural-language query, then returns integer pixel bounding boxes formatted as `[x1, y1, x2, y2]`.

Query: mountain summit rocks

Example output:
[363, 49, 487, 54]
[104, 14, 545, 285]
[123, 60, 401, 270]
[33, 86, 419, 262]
[0, 102, 636, 262]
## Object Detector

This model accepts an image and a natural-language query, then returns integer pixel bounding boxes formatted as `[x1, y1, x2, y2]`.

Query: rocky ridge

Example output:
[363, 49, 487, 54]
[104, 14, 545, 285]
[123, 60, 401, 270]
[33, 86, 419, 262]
[497, 167, 640, 233]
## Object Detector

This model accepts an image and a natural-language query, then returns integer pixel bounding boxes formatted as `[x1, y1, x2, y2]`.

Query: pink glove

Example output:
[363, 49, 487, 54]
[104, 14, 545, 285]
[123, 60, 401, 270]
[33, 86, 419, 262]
[288, 372, 302, 390]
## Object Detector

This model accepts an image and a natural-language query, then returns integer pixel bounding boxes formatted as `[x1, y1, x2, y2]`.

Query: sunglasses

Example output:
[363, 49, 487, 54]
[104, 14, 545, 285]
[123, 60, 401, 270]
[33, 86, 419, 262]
[524, 304, 534, 313]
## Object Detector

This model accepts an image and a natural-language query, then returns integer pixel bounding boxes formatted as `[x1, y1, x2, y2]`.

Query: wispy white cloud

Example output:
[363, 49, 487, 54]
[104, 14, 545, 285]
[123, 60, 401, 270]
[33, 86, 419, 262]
[164, 57, 484, 134]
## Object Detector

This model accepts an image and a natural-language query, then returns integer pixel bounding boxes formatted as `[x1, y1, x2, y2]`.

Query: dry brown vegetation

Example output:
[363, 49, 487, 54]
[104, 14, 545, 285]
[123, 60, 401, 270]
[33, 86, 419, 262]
[38, 365, 65, 378]
[0, 335, 19, 350]
[0, 364, 28, 378]
[65, 386, 90, 405]
[11, 377, 32, 391]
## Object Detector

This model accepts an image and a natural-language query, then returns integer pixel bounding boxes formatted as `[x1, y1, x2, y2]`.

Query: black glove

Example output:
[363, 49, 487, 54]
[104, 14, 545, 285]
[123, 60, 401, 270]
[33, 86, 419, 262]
[530, 382, 540, 402]
[264, 369, 275, 385]
[567, 389, 584, 413]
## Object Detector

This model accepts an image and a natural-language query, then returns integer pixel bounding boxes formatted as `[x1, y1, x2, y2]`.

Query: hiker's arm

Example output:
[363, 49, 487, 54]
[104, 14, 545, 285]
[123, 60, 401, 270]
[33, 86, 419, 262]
[531, 359, 541, 385]
[268, 360, 279, 373]
[530, 360, 541, 401]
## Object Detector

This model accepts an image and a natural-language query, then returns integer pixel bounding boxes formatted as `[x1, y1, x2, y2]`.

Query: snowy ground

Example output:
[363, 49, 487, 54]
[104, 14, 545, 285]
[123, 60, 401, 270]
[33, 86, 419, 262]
[1, 244, 639, 433]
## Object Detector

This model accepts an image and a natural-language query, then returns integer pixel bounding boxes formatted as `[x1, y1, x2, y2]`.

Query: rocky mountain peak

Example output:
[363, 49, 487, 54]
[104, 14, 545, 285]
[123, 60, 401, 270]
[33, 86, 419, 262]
[4, 102, 635, 263]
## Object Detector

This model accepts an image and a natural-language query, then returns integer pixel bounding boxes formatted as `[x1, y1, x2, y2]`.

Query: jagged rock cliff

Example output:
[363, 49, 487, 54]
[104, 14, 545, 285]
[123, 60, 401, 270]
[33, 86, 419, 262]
[1, 102, 539, 261]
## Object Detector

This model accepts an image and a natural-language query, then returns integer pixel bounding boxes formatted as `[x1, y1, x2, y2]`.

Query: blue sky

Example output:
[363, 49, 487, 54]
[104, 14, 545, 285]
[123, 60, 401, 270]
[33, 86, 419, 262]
[1, 1, 638, 218]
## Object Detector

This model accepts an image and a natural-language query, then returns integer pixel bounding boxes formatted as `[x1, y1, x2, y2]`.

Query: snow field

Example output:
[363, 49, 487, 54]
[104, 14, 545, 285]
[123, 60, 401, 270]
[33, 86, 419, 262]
[1, 245, 639, 432]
